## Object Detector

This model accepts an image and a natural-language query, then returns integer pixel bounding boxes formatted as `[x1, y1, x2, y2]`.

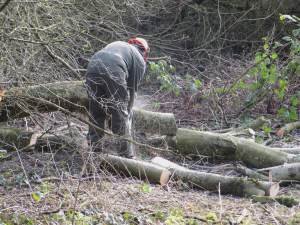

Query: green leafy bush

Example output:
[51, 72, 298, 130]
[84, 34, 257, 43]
[238, 14, 299, 121]
[148, 60, 180, 96]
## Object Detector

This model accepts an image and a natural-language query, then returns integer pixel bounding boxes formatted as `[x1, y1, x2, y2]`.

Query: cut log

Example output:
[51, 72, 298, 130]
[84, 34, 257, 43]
[0, 81, 176, 135]
[258, 163, 300, 181]
[133, 108, 177, 136]
[101, 155, 171, 185]
[151, 157, 279, 197]
[175, 128, 300, 168]
[0, 127, 34, 150]
[276, 121, 300, 138]
[0, 125, 85, 151]
[0, 81, 88, 121]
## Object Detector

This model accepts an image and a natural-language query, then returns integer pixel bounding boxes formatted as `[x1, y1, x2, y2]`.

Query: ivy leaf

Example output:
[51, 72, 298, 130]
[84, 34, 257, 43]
[32, 191, 43, 202]
[263, 43, 269, 51]
[194, 79, 202, 89]
[271, 52, 278, 60]
[291, 95, 299, 107]
[289, 107, 298, 121]
[262, 125, 272, 134]
[269, 64, 277, 84]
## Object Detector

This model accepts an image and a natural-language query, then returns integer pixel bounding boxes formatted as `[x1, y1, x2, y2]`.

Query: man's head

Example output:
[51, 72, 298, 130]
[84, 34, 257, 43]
[128, 37, 150, 61]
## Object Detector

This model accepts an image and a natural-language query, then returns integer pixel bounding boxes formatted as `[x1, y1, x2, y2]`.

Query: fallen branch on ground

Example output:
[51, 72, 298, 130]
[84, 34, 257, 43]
[100, 154, 171, 185]
[151, 157, 279, 197]
[257, 163, 300, 182]
[0, 81, 176, 136]
[276, 121, 300, 138]
[174, 128, 300, 168]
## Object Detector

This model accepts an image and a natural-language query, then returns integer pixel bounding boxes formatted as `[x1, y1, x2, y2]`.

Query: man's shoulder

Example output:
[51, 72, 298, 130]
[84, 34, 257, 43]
[106, 41, 130, 48]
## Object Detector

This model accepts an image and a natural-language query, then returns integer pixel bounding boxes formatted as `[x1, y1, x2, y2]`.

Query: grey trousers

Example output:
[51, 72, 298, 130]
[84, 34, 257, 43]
[86, 72, 134, 158]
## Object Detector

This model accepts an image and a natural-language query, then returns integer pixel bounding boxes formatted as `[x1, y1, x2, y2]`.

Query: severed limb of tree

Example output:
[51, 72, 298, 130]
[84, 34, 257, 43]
[276, 121, 300, 138]
[174, 128, 300, 168]
[257, 163, 300, 182]
[151, 157, 279, 197]
[214, 116, 271, 134]
[252, 195, 300, 208]
[0, 81, 176, 135]
[99, 154, 171, 185]
[236, 164, 269, 181]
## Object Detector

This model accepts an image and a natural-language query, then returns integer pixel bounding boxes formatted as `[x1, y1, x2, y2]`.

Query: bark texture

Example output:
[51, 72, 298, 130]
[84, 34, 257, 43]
[151, 157, 279, 197]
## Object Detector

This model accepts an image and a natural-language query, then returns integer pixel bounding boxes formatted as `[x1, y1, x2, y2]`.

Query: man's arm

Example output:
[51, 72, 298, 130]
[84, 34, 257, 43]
[127, 88, 136, 113]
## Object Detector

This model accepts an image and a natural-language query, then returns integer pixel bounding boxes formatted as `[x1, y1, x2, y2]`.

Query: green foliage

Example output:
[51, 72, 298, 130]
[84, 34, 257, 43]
[139, 182, 152, 193]
[237, 14, 300, 121]
[289, 213, 300, 225]
[31, 191, 43, 202]
[205, 212, 218, 223]
[277, 92, 300, 122]
[0, 214, 37, 225]
[184, 74, 202, 93]
[262, 125, 272, 135]
[148, 60, 180, 96]
[31, 181, 53, 202]
[122, 211, 135, 223]
[0, 150, 7, 159]
[165, 208, 185, 225]
[150, 210, 165, 222]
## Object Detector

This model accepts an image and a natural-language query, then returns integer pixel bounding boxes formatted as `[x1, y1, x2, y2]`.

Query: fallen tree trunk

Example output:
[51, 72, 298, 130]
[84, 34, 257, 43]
[174, 128, 300, 168]
[0, 81, 176, 135]
[101, 155, 171, 185]
[151, 157, 279, 197]
[258, 163, 300, 182]
[276, 121, 300, 138]
[0, 125, 85, 151]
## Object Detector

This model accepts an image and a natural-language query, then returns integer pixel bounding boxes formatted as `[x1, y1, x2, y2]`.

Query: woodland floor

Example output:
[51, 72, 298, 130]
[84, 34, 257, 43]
[0, 90, 300, 225]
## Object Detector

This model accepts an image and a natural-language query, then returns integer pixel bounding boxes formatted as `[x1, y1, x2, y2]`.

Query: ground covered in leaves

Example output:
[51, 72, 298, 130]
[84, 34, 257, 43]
[0, 151, 300, 225]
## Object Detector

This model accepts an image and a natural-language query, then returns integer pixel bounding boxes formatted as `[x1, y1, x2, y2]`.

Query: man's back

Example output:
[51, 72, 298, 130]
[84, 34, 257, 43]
[87, 41, 146, 91]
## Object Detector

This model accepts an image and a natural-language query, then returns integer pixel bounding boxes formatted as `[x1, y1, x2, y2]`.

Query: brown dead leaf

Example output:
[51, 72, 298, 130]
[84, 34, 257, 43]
[0, 88, 6, 102]
[276, 128, 285, 138]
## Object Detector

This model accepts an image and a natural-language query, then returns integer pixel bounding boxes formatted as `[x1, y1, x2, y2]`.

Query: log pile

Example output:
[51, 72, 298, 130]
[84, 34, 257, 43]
[0, 81, 299, 198]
